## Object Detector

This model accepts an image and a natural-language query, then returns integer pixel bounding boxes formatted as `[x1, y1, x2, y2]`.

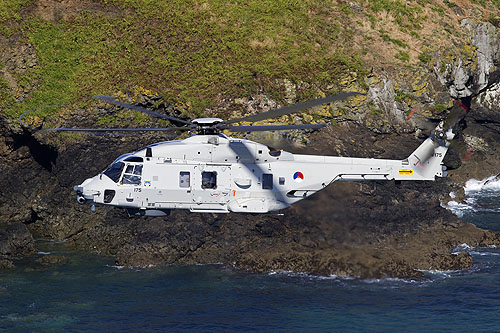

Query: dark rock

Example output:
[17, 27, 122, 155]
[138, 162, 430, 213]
[36, 255, 67, 265]
[0, 258, 14, 269]
[430, 252, 473, 271]
[0, 222, 36, 258]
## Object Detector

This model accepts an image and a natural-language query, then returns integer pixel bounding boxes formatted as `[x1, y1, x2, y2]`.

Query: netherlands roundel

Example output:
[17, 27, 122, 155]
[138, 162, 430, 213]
[293, 171, 304, 183]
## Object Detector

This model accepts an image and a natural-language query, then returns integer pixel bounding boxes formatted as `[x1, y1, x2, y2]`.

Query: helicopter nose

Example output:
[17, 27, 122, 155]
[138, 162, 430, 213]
[74, 176, 100, 203]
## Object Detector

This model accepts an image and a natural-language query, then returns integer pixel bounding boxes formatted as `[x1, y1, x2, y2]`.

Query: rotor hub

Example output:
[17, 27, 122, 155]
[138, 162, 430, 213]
[192, 118, 225, 135]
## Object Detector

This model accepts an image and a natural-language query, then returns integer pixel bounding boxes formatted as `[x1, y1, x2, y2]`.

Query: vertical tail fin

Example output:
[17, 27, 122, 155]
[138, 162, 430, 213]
[406, 121, 455, 179]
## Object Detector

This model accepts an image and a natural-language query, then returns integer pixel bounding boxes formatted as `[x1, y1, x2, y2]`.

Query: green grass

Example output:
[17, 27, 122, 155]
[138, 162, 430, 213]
[2, 0, 371, 122]
[4, 0, 500, 125]
[379, 30, 409, 48]
[366, 0, 425, 30]
[418, 52, 432, 63]
[0, 0, 31, 36]
[396, 51, 410, 62]
[395, 90, 413, 102]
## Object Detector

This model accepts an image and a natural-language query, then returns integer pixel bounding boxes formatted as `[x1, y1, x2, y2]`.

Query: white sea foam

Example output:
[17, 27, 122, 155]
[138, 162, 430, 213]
[443, 201, 475, 218]
[444, 175, 500, 217]
[106, 265, 125, 270]
[469, 251, 500, 256]
[37, 251, 51, 255]
[268, 270, 426, 284]
[450, 243, 500, 257]
[267, 270, 356, 281]
[361, 277, 420, 284]
[464, 175, 500, 194]
[417, 269, 467, 279]
[452, 243, 477, 255]
[454, 243, 473, 251]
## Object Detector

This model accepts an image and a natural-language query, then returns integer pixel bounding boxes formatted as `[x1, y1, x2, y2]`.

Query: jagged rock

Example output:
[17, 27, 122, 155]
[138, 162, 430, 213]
[476, 82, 500, 112]
[436, 20, 500, 99]
[0, 223, 36, 259]
[466, 19, 500, 92]
[0, 258, 14, 269]
[430, 252, 473, 271]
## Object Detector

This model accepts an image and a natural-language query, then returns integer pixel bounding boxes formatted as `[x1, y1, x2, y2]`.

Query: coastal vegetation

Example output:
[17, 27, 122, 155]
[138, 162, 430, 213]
[2, 0, 500, 123]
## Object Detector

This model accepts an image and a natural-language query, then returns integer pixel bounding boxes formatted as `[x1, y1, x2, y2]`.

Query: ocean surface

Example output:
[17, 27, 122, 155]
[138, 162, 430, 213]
[1, 178, 500, 332]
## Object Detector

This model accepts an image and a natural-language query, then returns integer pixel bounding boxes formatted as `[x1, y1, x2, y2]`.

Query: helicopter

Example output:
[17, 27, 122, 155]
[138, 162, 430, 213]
[20, 92, 455, 216]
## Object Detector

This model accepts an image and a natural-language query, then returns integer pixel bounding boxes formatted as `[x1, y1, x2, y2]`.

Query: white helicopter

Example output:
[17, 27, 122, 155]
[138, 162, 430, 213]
[20, 92, 455, 216]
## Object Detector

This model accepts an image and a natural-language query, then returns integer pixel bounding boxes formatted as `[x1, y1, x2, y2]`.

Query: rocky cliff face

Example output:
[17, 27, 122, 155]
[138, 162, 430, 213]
[1, 2, 500, 278]
[1, 111, 499, 278]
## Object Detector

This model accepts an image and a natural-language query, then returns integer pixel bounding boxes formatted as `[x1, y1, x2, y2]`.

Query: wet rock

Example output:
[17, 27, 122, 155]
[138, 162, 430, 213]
[0, 258, 14, 269]
[36, 255, 67, 265]
[0, 223, 36, 259]
[430, 252, 473, 271]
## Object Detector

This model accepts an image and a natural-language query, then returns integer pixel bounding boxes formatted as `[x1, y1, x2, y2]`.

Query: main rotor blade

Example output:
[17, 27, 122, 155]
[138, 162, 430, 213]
[226, 92, 364, 124]
[41, 126, 190, 132]
[94, 95, 191, 125]
[222, 124, 326, 132]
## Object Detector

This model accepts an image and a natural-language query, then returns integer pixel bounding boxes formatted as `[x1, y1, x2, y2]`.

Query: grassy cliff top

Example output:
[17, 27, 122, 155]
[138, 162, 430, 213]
[1, 0, 500, 121]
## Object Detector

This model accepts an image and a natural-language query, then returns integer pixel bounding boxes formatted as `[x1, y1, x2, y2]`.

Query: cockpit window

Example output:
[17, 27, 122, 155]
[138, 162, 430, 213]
[121, 164, 143, 185]
[122, 174, 141, 185]
[133, 165, 143, 175]
[103, 162, 125, 183]
[124, 156, 143, 162]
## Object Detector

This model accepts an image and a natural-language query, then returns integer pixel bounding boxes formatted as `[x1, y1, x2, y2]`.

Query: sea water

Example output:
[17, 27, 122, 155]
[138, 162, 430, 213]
[1, 179, 500, 332]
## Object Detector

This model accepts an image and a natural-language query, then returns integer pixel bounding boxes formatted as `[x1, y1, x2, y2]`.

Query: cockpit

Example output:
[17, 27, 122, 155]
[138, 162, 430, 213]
[103, 156, 144, 185]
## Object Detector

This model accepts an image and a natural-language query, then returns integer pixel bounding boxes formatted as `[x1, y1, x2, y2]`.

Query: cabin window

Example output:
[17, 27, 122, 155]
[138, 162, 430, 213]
[179, 171, 190, 188]
[103, 162, 124, 183]
[279, 177, 285, 185]
[262, 173, 273, 189]
[121, 164, 142, 185]
[201, 171, 217, 189]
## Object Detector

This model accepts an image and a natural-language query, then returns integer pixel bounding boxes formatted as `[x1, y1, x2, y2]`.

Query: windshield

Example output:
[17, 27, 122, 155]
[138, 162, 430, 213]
[103, 162, 125, 183]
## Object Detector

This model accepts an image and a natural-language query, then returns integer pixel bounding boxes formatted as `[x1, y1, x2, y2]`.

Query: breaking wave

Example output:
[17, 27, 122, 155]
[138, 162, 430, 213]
[445, 175, 500, 218]
[452, 243, 500, 258]
[464, 175, 500, 194]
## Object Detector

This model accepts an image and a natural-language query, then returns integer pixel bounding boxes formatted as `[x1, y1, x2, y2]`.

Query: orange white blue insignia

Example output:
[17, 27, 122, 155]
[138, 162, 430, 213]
[293, 171, 304, 183]
[144, 180, 152, 187]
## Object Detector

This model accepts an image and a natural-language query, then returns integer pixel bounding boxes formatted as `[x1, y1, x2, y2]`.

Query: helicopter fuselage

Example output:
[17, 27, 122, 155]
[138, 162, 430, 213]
[74, 132, 450, 215]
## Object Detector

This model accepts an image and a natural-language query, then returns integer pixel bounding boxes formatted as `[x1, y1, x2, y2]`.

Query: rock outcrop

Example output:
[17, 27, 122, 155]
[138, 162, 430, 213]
[0, 222, 36, 268]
